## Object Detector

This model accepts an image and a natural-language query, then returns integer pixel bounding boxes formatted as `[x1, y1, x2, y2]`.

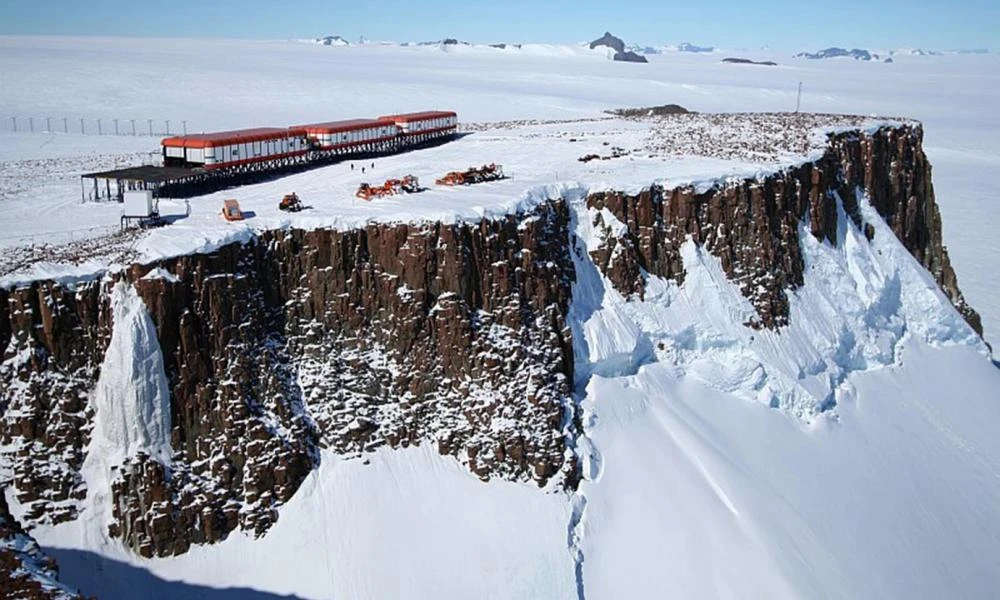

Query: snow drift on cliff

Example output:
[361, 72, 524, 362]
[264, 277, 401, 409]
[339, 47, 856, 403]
[92, 281, 172, 464]
[569, 189, 1000, 598]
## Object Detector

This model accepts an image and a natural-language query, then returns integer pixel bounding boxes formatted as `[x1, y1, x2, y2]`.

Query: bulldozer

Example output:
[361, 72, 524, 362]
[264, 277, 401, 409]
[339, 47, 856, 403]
[278, 192, 302, 212]
[435, 163, 505, 186]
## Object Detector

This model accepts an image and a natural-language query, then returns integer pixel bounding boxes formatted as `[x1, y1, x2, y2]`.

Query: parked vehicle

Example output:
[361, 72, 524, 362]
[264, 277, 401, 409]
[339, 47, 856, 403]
[221, 198, 245, 221]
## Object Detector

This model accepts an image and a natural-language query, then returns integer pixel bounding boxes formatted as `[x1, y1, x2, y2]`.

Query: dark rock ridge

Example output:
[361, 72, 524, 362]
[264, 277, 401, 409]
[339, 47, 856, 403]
[0, 491, 85, 599]
[612, 50, 648, 63]
[589, 32, 625, 54]
[315, 35, 349, 46]
[589, 32, 648, 63]
[586, 124, 982, 333]
[0, 123, 983, 560]
[1, 201, 576, 557]
[607, 104, 690, 118]
[415, 38, 471, 47]
[722, 57, 778, 66]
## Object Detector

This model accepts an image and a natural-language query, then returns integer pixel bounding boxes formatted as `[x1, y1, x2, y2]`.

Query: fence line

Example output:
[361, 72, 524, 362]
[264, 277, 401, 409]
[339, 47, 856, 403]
[1, 116, 193, 137]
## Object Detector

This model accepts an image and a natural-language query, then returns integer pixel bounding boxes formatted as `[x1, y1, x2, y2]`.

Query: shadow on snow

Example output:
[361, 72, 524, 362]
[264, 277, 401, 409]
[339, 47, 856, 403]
[48, 547, 306, 600]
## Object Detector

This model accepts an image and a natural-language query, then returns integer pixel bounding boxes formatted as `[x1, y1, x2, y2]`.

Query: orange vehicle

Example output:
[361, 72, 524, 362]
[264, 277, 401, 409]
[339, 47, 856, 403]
[355, 182, 380, 201]
[221, 199, 245, 221]
[278, 192, 302, 212]
[356, 175, 422, 200]
[435, 163, 504, 186]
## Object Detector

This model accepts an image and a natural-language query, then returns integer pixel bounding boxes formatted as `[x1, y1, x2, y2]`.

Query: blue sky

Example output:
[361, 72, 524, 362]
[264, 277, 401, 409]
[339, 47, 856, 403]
[1, 0, 996, 51]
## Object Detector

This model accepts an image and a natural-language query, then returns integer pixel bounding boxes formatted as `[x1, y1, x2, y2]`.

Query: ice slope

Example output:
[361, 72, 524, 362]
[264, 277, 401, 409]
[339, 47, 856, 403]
[579, 343, 1000, 599]
[569, 189, 1000, 598]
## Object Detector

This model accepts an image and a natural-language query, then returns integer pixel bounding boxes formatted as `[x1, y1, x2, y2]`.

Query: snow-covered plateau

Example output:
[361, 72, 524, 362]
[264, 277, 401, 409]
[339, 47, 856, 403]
[1, 36, 999, 600]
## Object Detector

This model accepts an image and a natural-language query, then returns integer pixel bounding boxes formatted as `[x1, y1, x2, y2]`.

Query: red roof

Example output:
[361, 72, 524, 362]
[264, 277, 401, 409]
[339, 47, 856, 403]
[294, 119, 385, 134]
[162, 127, 306, 149]
[377, 111, 457, 123]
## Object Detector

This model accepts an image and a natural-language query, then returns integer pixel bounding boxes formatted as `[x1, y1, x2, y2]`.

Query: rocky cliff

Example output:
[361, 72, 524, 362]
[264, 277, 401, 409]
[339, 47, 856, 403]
[1, 200, 576, 557]
[0, 123, 982, 560]
[587, 124, 982, 333]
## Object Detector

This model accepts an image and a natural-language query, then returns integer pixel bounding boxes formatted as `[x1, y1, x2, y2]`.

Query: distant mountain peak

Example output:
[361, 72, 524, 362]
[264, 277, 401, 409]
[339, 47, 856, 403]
[795, 47, 882, 61]
[589, 32, 626, 54]
[589, 32, 648, 63]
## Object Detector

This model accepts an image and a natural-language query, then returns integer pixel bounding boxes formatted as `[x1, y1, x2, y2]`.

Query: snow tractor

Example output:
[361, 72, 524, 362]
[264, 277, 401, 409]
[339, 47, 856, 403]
[278, 192, 302, 212]
[221, 199, 245, 221]
[435, 163, 505, 186]
[355, 175, 422, 201]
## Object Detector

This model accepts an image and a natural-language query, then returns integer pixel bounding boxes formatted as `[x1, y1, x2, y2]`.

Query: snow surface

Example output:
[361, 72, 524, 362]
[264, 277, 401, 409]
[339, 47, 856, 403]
[579, 342, 1000, 599]
[2, 36, 999, 599]
[38, 445, 577, 600]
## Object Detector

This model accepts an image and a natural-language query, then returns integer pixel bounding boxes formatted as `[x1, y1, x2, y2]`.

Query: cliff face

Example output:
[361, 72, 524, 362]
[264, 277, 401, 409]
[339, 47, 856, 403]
[0, 283, 107, 525]
[0, 124, 982, 560]
[587, 125, 982, 333]
[1, 200, 575, 557]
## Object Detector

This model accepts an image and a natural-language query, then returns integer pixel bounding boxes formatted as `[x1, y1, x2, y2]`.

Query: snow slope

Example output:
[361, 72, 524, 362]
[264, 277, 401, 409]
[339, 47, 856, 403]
[39, 445, 577, 600]
[580, 343, 1000, 599]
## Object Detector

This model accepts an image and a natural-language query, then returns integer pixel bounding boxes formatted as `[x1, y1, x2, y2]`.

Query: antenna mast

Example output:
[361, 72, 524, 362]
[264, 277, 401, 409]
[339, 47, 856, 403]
[795, 81, 803, 113]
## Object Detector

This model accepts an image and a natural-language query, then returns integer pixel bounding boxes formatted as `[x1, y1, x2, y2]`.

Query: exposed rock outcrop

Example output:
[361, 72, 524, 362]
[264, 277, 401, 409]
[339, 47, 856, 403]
[722, 57, 778, 66]
[589, 32, 649, 63]
[608, 104, 690, 118]
[586, 125, 982, 333]
[0, 282, 107, 525]
[1, 200, 576, 557]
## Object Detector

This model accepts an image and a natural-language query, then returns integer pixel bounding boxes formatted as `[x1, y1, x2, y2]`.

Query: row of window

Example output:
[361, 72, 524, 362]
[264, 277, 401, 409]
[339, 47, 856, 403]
[202, 137, 306, 163]
[402, 116, 457, 132]
[168, 117, 458, 164]
[311, 125, 396, 146]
